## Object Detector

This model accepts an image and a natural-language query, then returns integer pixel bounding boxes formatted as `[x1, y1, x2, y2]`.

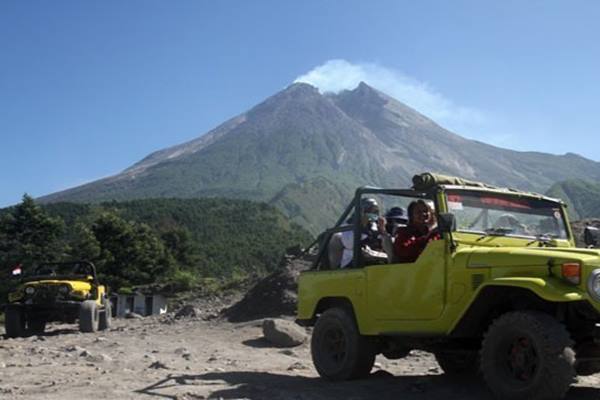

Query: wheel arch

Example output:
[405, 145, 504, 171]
[450, 285, 564, 338]
[298, 296, 358, 327]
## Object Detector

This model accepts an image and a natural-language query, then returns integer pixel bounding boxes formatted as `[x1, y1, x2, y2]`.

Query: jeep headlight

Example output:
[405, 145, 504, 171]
[25, 286, 35, 295]
[588, 269, 600, 302]
[58, 284, 71, 294]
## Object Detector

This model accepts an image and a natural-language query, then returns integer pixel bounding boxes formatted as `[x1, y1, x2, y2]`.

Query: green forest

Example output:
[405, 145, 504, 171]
[0, 196, 312, 302]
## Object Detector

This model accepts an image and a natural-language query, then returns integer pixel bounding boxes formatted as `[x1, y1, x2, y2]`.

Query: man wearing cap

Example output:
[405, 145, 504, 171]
[340, 198, 388, 268]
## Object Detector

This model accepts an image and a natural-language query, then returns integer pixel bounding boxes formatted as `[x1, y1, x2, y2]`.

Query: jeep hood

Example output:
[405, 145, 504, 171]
[25, 280, 93, 292]
[466, 247, 600, 268]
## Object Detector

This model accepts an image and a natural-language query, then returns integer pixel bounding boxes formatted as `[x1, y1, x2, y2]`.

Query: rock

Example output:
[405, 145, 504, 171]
[125, 312, 144, 319]
[204, 312, 218, 320]
[65, 345, 87, 354]
[148, 361, 169, 369]
[174, 347, 188, 355]
[175, 305, 202, 319]
[262, 319, 307, 347]
[86, 354, 112, 363]
[224, 253, 313, 322]
[279, 349, 296, 356]
[287, 361, 307, 371]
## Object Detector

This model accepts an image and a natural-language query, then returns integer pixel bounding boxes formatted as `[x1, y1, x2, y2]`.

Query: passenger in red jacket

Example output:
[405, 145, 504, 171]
[393, 200, 441, 263]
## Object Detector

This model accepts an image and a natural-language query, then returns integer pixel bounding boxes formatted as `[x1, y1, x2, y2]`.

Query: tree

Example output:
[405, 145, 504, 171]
[90, 212, 175, 289]
[161, 227, 199, 269]
[67, 222, 101, 261]
[0, 194, 66, 269]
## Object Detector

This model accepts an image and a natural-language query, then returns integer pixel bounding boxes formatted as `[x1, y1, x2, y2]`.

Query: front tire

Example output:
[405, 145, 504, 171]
[480, 311, 575, 400]
[5, 306, 26, 338]
[79, 300, 100, 333]
[311, 307, 375, 381]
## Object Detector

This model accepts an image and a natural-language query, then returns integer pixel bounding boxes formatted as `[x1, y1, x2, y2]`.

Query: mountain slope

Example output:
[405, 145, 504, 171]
[546, 179, 600, 220]
[40, 82, 600, 232]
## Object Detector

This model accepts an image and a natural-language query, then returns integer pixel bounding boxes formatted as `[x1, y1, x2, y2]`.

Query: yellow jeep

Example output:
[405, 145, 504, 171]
[4, 261, 111, 337]
[297, 173, 600, 400]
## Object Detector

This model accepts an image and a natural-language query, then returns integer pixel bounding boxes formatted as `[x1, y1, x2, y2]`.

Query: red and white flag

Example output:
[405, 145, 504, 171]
[12, 264, 22, 276]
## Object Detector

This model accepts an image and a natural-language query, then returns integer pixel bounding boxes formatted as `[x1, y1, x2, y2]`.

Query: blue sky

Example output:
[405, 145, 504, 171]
[1, 1, 599, 207]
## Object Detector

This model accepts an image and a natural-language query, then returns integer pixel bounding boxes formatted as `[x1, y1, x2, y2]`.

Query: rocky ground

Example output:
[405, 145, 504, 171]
[1, 314, 599, 400]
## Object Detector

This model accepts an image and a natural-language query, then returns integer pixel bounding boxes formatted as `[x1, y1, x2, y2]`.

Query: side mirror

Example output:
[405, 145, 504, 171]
[438, 213, 456, 234]
[584, 226, 600, 248]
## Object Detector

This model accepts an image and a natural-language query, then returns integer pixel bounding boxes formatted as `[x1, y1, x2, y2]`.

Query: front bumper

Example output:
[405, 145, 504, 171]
[5, 301, 83, 322]
[10, 300, 83, 308]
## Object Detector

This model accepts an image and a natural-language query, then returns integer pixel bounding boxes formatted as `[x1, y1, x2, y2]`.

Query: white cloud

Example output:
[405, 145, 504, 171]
[294, 59, 491, 138]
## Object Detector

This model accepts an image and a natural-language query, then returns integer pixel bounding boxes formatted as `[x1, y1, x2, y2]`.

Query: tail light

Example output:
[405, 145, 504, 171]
[561, 263, 581, 285]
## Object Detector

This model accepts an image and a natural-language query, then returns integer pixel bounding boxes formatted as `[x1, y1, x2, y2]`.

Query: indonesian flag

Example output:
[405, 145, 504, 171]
[12, 264, 22, 276]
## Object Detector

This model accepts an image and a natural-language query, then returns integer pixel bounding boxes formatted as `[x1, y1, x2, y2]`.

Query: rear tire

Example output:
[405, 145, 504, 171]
[480, 311, 575, 400]
[5, 306, 26, 338]
[79, 300, 99, 333]
[311, 307, 375, 381]
[99, 302, 112, 331]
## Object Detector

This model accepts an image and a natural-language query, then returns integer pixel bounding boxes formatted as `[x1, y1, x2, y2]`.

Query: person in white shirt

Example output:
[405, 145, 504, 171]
[340, 198, 389, 268]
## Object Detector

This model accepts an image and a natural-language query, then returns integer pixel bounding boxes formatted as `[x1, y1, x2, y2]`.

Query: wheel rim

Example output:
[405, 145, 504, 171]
[322, 324, 347, 367]
[503, 335, 539, 382]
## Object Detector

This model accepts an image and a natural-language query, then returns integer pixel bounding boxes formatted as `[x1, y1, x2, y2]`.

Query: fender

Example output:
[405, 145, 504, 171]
[449, 276, 586, 335]
[481, 277, 585, 302]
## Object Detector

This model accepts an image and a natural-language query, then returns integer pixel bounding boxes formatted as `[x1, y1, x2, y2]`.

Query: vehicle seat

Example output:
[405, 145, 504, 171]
[328, 232, 344, 268]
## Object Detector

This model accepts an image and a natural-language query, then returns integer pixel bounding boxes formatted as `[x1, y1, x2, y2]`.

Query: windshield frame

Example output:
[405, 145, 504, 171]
[23, 261, 98, 283]
[443, 188, 571, 242]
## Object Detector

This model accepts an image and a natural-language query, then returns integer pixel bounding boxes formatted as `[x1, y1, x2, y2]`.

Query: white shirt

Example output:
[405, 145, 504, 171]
[340, 228, 391, 268]
[340, 230, 361, 268]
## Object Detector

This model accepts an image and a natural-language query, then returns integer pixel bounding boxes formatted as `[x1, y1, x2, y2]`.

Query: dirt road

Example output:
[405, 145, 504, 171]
[1, 316, 599, 400]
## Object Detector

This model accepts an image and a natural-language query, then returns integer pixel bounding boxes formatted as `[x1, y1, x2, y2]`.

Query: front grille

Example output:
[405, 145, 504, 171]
[29, 286, 64, 303]
[472, 274, 485, 291]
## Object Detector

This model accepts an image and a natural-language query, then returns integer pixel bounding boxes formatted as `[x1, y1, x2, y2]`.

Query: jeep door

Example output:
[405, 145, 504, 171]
[365, 238, 447, 320]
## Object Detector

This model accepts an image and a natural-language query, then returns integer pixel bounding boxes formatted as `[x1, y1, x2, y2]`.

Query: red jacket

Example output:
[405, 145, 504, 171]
[393, 225, 441, 263]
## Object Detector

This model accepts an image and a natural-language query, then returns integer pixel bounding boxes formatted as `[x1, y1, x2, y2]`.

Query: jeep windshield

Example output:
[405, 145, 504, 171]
[446, 190, 568, 240]
[24, 262, 95, 281]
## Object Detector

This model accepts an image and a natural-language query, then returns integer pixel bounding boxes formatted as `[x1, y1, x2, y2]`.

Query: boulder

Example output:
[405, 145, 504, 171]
[175, 305, 202, 319]
[224, 252, 313, 322]
[262, 319, 306, 348]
